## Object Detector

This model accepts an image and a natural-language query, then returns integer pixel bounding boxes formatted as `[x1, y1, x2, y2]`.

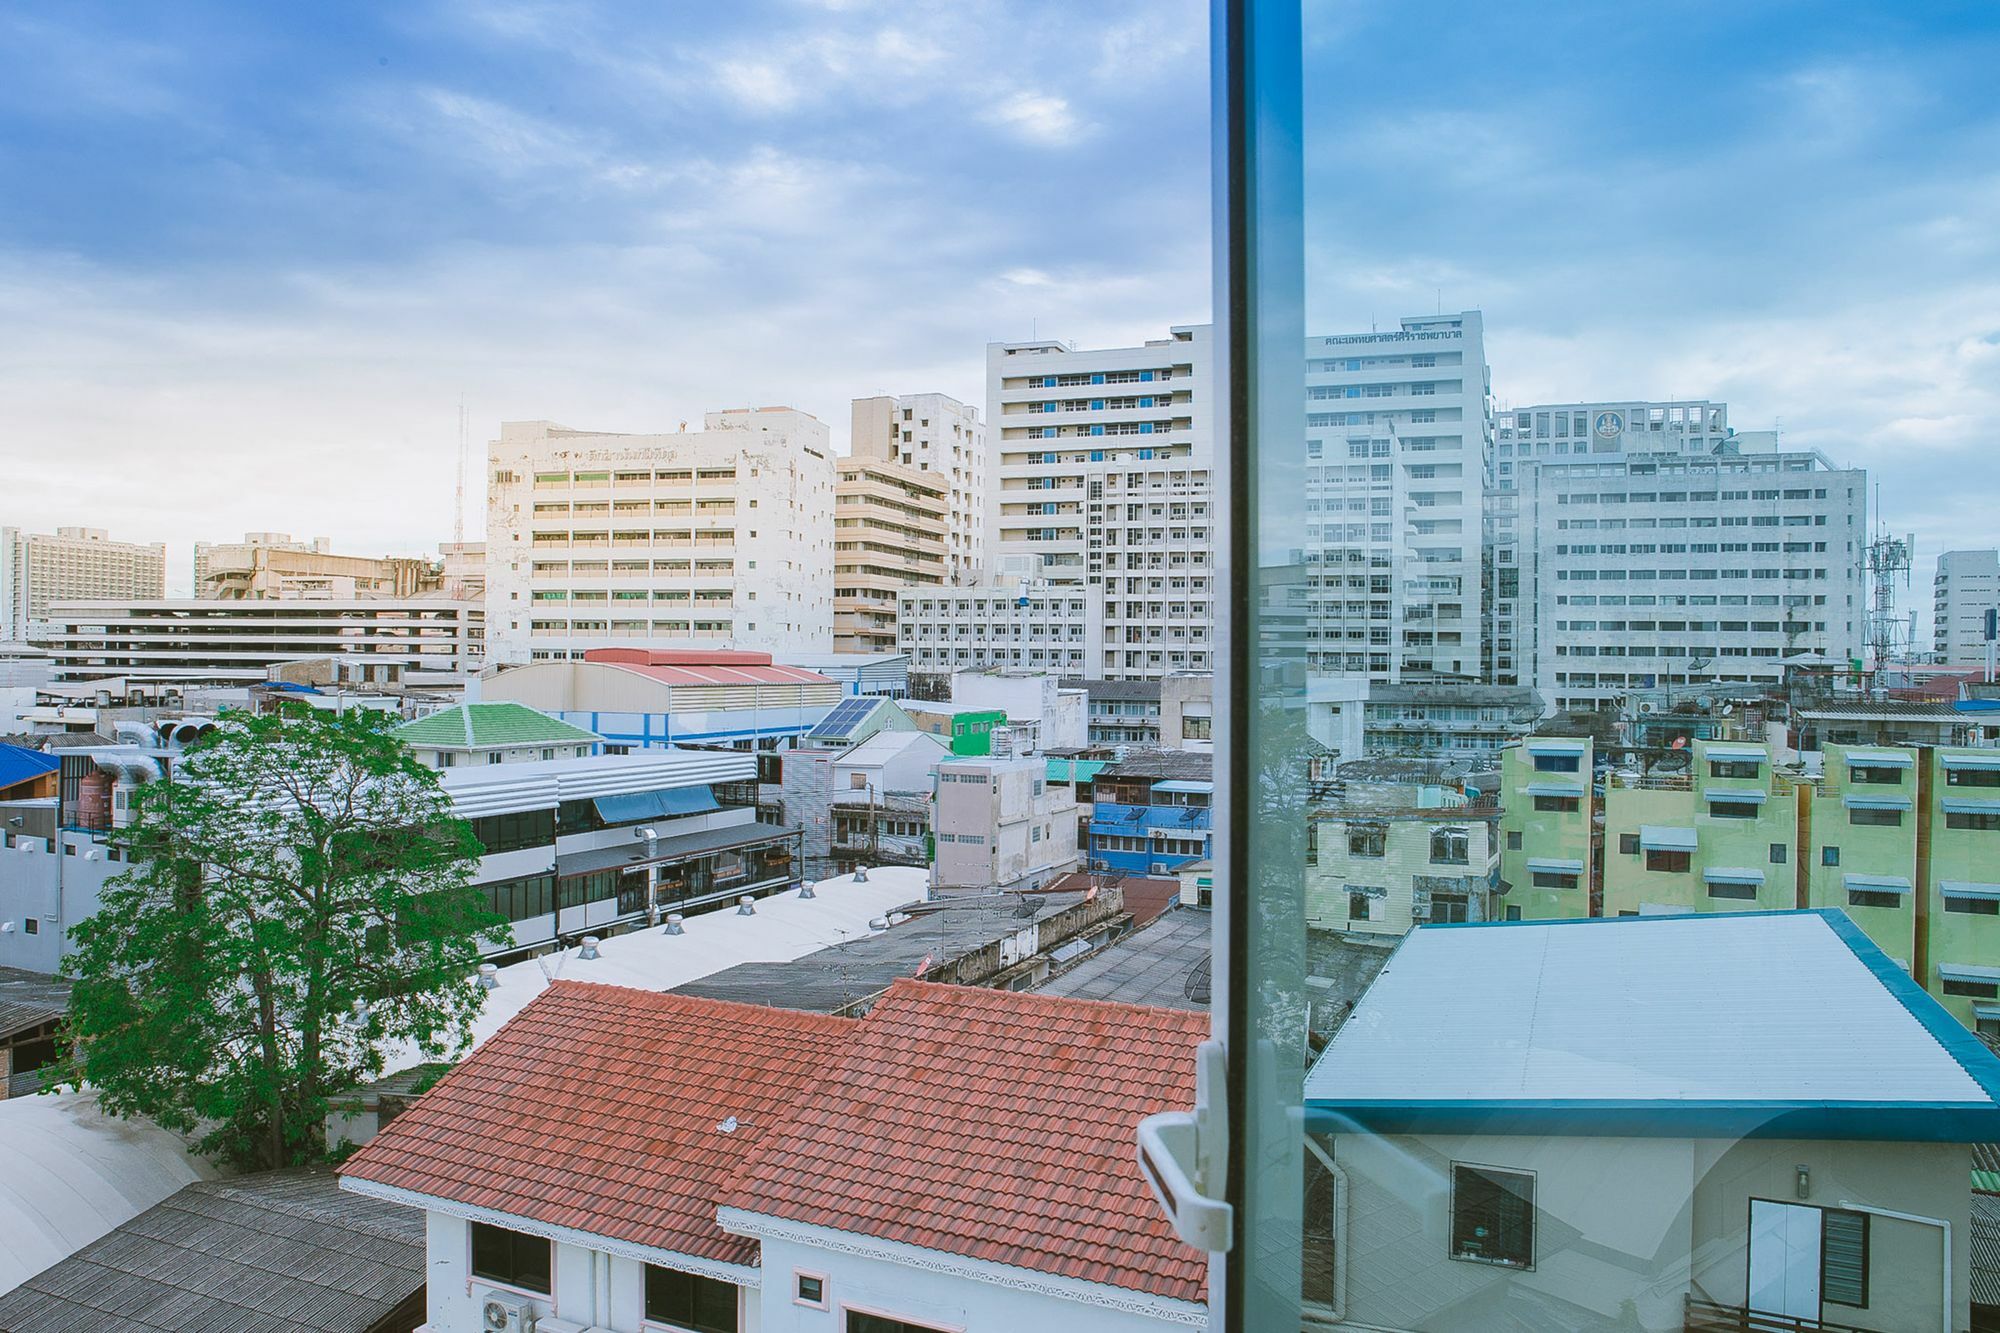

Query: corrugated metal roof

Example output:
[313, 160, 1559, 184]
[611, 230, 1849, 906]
[1974, 1192, 2000, 1307]
[1304, 911, 2000, 1137]
[439, 750, 755, 817]
[393, 702, 601, 750]
[0, 1170, 421, 1332]
[0, 742, 58, 793]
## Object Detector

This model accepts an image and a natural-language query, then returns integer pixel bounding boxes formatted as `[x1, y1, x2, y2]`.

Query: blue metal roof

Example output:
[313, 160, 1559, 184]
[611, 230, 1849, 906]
[0, 743, 58, 793]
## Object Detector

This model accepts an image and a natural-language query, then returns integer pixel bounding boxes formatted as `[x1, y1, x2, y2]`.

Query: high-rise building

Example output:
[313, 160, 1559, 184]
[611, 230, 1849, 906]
[1488, 401, 1732, 682]
[1301, 312, 1492, 682]
[1, 526, 167, 643]
[485, 410, 835, 665]
[1932, 549, 2000, 665]
[833, 453, 948, 654]
[192, 532, 442, 600]
[850, 393, 986, 584]
[985, 325, 1215, 679]
[1515, 448, 1868, 714]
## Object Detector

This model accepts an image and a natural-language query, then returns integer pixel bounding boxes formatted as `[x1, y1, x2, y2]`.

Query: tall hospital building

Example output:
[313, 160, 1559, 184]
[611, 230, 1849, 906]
[485, 410, 835, 664]
[899, 325, 1215, 681]
[2, 526, 166, 642]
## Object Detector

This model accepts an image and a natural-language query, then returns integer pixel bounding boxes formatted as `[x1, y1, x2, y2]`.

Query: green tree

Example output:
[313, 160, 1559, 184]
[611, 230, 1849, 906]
[52, 705, 506, 1168]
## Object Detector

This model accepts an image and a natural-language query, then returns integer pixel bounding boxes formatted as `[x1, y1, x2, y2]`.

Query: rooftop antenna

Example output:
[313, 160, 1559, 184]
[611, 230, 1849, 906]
[453, 396, 468, 546]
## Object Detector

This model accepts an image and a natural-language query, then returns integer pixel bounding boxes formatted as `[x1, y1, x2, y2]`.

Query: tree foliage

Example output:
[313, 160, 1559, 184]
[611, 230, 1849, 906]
[52, 705, 506, 1168]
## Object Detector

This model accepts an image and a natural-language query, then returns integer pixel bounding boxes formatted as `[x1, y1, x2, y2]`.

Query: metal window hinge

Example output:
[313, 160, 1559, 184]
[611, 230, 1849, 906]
[1136, 1038, 1234, 1252]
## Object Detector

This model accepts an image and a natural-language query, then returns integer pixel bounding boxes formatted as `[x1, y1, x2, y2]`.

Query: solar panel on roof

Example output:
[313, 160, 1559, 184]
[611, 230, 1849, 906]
[807, 696, 878, 740]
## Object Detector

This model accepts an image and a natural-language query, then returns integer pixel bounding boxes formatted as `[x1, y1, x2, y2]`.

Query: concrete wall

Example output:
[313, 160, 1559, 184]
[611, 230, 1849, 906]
[1334, 1131, 1966, 1333]
[1306, 814, 1495, 935]
[932, 756, 1079, 891]
[0, 826, 126, 972]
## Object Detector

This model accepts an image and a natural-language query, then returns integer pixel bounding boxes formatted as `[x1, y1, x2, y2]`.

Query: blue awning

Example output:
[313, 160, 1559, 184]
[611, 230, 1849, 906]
[1842, 873, 1911, 893]
[1706, 788, 1767, 804]
[1842, 795, 1912, 811]
[1152, 780, 1214, 794]
[1940, 963, 2000, 982]
[1703, 867, 1765, 886]
[1526, 858, 1583, 874]
[1844, 749, 1913, 768]
[1941, 881, 2000, 901]
[1943, 797, 2000, 816]
[594, 786, 721, 824]
[1703, 744, 1767, 761]
[1941, 753, 2000, 770]
[1523, 783, 1583, 797]
[1640, 825, 1698, 852]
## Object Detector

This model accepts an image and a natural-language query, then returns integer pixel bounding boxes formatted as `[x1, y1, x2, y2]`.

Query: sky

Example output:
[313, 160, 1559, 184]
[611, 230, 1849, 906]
[1, 1, 1996, 613]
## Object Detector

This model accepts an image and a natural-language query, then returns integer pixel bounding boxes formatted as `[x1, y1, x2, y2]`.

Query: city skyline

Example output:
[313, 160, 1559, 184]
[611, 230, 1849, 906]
[3, 2, 1997, 576]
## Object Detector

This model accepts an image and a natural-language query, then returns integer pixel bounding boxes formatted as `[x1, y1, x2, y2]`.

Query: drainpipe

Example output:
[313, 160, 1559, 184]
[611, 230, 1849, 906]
[1834, 1200, 1949, 1333]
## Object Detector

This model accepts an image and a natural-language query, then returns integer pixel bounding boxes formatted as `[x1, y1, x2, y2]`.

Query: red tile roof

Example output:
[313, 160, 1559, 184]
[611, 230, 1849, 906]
[339, 981, 855, 1267]
[586, 648, 776, 666]
[724, 978, 1209, 1304]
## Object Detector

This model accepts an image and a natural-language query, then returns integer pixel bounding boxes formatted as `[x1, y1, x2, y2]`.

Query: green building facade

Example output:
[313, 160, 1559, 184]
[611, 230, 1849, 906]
[1928, 748, 2000, 1031]
[1496, 737, 1592, 920]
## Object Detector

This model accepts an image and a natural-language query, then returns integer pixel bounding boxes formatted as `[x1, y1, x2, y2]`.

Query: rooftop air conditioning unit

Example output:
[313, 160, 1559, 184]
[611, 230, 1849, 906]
[482, 1293, 538, 1332]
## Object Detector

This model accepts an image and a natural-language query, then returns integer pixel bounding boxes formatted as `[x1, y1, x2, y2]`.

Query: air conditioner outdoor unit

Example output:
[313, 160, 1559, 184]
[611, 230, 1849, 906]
[482, 1293, 539, 1333]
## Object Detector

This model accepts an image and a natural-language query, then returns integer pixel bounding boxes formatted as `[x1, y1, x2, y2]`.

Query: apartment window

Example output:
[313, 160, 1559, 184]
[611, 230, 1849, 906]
[1646, 849, 1691, 873]
[1533, 795, 1580, 813]
[1947, 811, 2000, 831]
[1506, 831, 1522, 850]
[1708, 798, 1761, 820]
[1847, 764, 1903, 786]
[1847, 889, 1902, 909]
[1430, 827, 1469, 865]
[847, 1315, 955, 1333]
[1944, 894, 2000, 916]
[1946, 766, 2000, 788]
[1347, 890, 1373, 922]
[1769, 843, 1787, 864]
[1944, 977, 2000, 999]
[1347, 823, 1386, 857]
[1531, 753, 1580, 773]
[1530, 870, 1578, 890]
[793, 1272, 828, 1309]
[1822, 1208, 1870, 1309]
[469, 1222, 551, 1296]
[1450, 1164, 1534, 1269]
[1618, 833, 1640, 855]
[1709, 759, 1761, 779]
[645, 1266, 739, 1333]
[1848, 807, 1903, 827]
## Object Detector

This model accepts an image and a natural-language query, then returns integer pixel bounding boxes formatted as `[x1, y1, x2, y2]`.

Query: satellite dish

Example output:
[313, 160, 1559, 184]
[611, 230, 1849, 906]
[1696, 695, 1713, 709]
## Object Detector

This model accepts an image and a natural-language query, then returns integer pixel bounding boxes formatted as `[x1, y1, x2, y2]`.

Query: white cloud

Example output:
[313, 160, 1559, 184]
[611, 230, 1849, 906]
[985, 91, 1084, 147]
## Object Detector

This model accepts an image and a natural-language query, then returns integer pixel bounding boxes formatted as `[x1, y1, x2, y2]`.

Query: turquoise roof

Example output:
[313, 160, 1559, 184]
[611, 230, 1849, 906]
[393, 703, 601, 751]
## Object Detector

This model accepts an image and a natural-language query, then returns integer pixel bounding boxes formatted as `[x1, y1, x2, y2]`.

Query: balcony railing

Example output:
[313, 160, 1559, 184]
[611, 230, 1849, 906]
[1682, 1296, 1875, 1333]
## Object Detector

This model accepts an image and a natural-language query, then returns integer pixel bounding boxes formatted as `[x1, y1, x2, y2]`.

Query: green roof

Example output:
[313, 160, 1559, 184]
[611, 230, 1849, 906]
[393, 703, 601, 751]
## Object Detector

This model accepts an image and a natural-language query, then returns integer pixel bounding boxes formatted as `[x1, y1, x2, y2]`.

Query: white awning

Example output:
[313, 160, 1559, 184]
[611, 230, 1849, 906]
[1523, 782, 1584, 798]
[1941, 753, 2000, 771]
[1844, 749, 1913, 768]
[1525, 738, 1588, 755]
[1842, 874, 1912, 894]
[1940, 963, 2000, 982]
[1639, 825, 1698, 852]
[1842, 794, 1913, 811]
[1940, 881, 2000, 901]
[1526, 858, 1584, 874]
[1703, 867, 1765, 886]
[1706, 788, 1768, 804]
[1703, 743, 1767, 761]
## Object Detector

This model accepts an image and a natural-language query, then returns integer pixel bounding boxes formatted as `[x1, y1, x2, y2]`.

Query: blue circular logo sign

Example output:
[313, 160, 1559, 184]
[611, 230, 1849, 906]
[1593, 410, 1623, 440]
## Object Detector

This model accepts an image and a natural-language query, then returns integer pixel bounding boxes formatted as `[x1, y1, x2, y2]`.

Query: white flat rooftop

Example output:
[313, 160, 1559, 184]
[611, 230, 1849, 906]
[1304, 910, 2000, 1140]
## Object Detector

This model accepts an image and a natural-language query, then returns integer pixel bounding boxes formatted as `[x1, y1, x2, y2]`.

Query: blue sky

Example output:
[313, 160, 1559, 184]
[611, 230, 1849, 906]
[1, 1, 1996, 608]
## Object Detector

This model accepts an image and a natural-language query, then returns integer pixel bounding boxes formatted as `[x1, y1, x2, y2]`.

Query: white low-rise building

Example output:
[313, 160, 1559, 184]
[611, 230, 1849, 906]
[931, 753, 1079, 892]
[340, 977, 1209, 1333]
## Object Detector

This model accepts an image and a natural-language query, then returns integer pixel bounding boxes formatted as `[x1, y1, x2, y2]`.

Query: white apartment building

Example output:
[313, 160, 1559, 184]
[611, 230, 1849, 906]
[898, 581, 1103, 678]
[1301, 312, 1492, 683]
[1933, 548, 2000, 665]
[2, 526, 166, 643]
[850, 392, 986, 584]
[986, 325, 1215, 679]
[832, 452, 947, 655]
[1488, 401, 1731, 682]
[485, 410, 834, 665]
[38, 598, 485, 685]
[1517, 449, 1868, 713]
[932, 753, 1079, 892]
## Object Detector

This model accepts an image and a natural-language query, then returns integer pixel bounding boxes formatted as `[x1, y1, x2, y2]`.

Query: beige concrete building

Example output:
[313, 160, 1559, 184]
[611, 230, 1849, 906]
[833, 453, 947, 655]
[851, 392, 985, 584]
[193, 532, 442, 600]
[485, 410, 835, 664]
[931, 753, 1079, 892]
[2, 526, 166, 642]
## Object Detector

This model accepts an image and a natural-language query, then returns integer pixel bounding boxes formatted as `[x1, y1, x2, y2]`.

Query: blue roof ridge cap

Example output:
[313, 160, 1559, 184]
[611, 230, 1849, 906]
[1817, 906, 2000, 1108]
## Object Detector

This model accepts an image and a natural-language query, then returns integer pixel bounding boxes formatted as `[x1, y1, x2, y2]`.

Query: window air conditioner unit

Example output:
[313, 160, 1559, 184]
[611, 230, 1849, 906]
[482, 1294, 539, 1332]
